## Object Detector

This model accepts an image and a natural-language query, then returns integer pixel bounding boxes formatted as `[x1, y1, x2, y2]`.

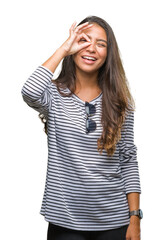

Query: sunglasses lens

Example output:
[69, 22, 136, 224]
[85, 102, 96, 133]
[89, 104, 96, 115]
[86, 119, 96, 133]
[85, 102, 96, 115]
[85, 105, 89, 115]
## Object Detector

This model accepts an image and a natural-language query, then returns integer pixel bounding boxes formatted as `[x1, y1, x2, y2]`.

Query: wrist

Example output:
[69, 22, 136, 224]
[130, 215, 140, 225]
[129, 209, 143, 220]
[56, 46, 68, 59]
[59, 40, 71, 57]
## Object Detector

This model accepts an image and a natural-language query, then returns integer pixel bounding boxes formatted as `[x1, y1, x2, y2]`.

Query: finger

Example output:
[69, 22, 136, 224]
[69, 21, 77, 34]
[75, 24, 93, 35]
[77, 32, 91, 43]
[79, 23, 93, 32]
[74, 22, 91, 33]
[77, 42, 91, 52]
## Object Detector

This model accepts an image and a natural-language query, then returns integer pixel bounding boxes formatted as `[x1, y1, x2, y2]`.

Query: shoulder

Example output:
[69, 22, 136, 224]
[50, 79, 72, 98]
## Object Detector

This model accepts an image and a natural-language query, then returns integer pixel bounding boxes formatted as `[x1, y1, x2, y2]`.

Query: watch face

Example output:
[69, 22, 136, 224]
[139, 209, 143, 219]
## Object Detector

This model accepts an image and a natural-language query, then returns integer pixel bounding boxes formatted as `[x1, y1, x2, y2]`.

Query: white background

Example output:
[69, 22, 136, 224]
[0, 0, 163, 239]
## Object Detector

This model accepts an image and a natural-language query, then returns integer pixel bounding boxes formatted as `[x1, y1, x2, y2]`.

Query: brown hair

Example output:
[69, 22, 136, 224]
[41, 16, 135, 156]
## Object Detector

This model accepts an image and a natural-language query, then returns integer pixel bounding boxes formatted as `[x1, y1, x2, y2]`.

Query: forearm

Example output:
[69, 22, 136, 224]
[126, 193, 141, 239]
[42, 46, 67, 73]
[127, 192, 140, 211]
[127, 192, 140, 224]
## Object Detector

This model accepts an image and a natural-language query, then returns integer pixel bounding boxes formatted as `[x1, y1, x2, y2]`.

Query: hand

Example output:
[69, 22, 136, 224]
[126, 217, 141, 240]
[60, 21, 93, 56]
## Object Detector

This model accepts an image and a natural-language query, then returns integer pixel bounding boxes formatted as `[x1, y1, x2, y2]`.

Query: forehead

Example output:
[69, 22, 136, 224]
[82, 23, 107, 41]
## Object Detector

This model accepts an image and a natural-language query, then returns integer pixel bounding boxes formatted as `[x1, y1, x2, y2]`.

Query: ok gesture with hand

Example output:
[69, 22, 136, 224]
[61, 22, 93, 56]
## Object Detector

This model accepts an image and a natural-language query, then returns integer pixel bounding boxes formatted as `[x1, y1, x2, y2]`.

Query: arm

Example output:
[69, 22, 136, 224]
[41, 47, 67, 73]
[21, 22, 92, 112]
[21, 65, 54, 114]
[119, 109, 141, 194]
[119, 109, 141, 239]
[127, 192, 140, 213]
[126, 193, 141, 240]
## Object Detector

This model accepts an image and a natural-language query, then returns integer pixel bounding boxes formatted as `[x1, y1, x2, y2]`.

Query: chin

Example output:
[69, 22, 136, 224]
[77, 65, 100, 74]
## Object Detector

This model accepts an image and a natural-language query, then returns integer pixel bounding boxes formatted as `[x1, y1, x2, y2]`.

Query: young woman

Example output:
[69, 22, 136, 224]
[21, 16, 142, 240]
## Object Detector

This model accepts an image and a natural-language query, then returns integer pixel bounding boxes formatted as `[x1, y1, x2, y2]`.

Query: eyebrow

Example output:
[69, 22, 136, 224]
[86, 34, 107, 44]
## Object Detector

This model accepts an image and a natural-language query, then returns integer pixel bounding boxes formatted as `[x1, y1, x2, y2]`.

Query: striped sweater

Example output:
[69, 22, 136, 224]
[21, 65, 141, 231]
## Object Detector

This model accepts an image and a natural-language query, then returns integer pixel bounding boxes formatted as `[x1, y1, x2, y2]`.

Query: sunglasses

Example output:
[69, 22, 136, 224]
[85, 102, 97, 133]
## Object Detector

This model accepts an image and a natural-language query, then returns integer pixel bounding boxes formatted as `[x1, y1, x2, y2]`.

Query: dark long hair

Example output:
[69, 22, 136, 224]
[41, 16, 135, 156]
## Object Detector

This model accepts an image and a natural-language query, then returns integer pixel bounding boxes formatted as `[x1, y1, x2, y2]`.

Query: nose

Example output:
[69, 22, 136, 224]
[86, 42, 96, 53]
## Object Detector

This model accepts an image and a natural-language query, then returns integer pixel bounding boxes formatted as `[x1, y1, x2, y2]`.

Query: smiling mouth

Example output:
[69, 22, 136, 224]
[82, 56, 97, 61]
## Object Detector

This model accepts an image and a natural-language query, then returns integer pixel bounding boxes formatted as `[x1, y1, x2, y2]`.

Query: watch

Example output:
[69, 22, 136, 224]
[129, 209, 143, 219]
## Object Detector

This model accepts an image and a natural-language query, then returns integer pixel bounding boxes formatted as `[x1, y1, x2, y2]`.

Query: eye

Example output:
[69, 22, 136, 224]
[97, 43, 107, 48]
[79, 38, 87, 42]
[79, 38, 88, 45]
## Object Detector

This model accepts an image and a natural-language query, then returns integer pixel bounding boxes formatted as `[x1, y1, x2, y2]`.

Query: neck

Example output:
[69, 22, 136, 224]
[75, 67, 100, 92]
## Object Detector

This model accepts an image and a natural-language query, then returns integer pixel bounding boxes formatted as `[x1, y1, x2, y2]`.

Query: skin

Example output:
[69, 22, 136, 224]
[42, 21, 141, 240]
[73, 23, 107, 78]
[72, 23, 107, 101]
[126, 193, 141, 240]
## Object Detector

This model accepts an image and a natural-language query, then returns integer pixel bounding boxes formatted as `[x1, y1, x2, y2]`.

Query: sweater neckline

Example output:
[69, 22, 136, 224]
[71, 91, 103, 104]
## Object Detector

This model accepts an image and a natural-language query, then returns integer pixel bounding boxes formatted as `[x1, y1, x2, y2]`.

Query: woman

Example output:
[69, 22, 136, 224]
[21, 16, 142, 240]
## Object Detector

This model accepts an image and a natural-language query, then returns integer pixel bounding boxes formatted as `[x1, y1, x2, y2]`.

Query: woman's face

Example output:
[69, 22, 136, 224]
[73, 23, 108, 75]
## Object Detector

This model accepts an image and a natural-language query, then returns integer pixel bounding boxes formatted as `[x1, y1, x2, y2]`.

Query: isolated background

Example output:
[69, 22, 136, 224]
[0, 0, 163, 239]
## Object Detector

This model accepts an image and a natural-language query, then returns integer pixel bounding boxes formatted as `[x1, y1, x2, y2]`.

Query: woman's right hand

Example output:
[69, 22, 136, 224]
[60, 22, 93, 56]
[42, 22, 93, 73]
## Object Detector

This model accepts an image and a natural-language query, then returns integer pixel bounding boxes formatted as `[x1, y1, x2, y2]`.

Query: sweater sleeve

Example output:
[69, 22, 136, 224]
[21, 65, 54, 115]
[119, 109, 141, 194]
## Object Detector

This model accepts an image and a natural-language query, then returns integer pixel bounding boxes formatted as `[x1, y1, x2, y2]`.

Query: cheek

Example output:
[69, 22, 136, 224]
[73, 50, 83, 61]
[99, 50, 107, 63]
[98, 48, 107, 60]
[73, 53, 80, 65]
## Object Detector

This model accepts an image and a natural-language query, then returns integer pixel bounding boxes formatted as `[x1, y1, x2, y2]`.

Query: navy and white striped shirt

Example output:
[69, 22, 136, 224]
[21, 65, 141, 231]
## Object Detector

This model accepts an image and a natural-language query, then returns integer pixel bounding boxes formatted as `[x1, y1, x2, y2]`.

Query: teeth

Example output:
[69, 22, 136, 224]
[82, 56, 96, 61]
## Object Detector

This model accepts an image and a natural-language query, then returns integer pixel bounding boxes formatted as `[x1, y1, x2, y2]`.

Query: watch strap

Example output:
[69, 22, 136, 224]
[129, 209, 143, 219]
